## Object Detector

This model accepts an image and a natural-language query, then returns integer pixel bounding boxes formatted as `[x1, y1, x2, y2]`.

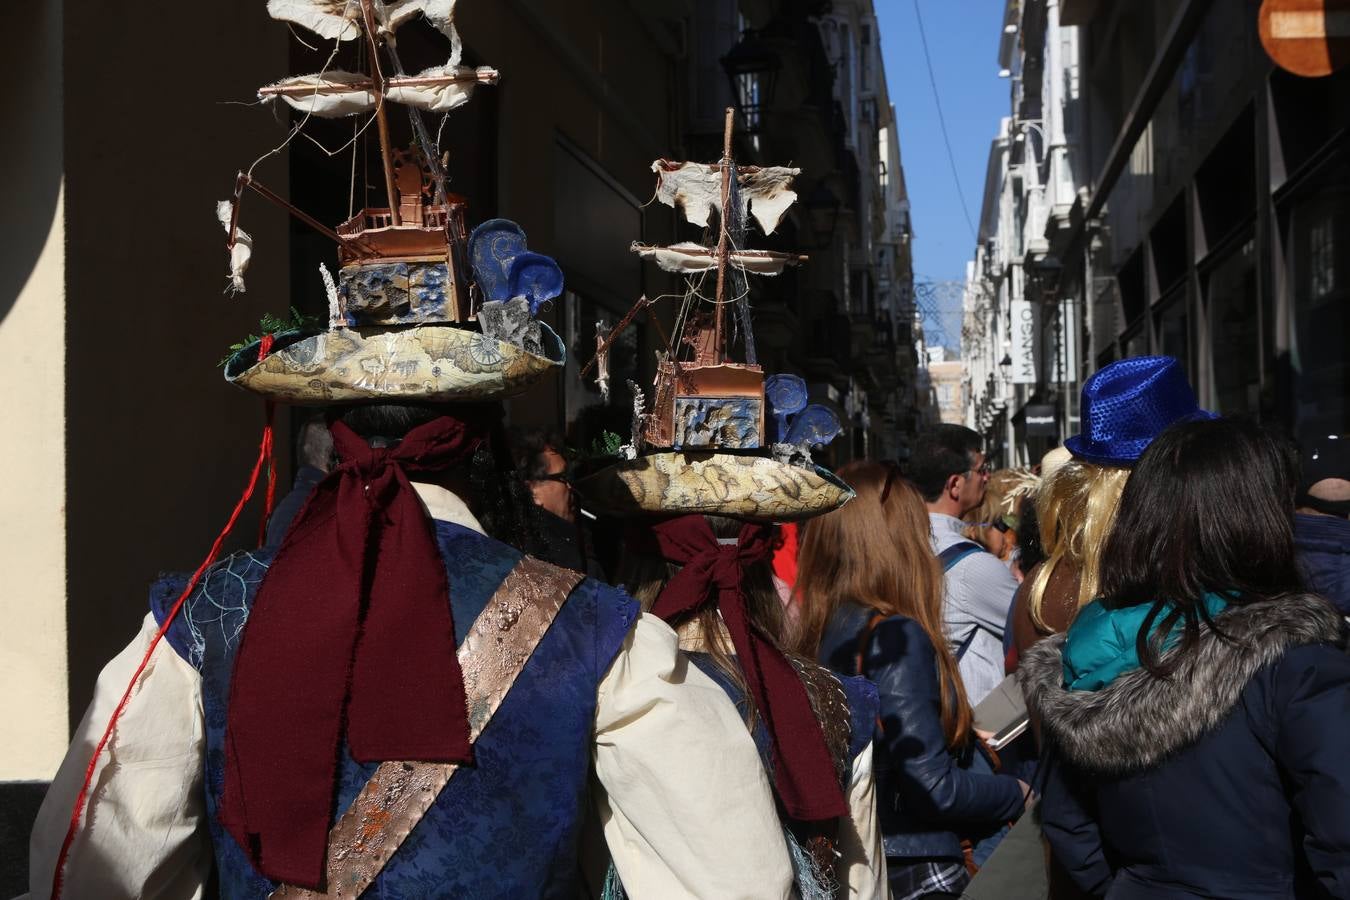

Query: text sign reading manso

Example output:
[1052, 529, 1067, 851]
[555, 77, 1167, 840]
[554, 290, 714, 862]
[1010, 300, 1038, 385]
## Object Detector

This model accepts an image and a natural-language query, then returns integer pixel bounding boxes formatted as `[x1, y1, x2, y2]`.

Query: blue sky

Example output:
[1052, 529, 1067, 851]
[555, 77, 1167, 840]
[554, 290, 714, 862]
[877, 0, 1009, 347]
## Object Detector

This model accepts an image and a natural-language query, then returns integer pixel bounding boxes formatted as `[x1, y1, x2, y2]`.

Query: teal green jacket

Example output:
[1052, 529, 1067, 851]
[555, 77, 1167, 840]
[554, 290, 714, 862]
[1062, 594, 1229, 691]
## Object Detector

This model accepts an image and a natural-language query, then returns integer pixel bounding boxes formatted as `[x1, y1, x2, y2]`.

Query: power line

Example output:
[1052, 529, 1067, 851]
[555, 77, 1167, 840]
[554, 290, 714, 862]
[911, 0, 979, 243]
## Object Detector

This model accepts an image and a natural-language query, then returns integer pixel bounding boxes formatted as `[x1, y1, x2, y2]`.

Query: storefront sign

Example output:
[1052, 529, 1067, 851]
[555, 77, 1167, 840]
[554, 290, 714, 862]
[1009, 300, 1038, 385]
[1051, 299, 1078, 385]
[1024, 404, 1058, 437]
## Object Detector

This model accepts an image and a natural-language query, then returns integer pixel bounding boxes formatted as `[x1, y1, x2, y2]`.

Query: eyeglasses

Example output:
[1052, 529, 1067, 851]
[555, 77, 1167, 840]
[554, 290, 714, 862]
[966, 461, 991, 477]
[879, 460, 903, 505]
[530, 472, 572, 487]
[972, 519, 1011, 533]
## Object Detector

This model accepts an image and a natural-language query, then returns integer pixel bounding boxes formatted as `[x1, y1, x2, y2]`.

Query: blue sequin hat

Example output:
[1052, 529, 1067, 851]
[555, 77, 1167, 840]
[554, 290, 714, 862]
[1064, 356, 1216, 466]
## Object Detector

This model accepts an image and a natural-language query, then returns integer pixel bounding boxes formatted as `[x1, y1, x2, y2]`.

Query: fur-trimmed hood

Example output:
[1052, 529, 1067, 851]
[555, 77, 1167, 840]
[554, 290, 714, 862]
[1022, 594, 1346, 774]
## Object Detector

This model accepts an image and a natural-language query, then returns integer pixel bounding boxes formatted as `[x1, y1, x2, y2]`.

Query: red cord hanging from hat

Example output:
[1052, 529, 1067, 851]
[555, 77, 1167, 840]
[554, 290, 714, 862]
[643, 515, 849, 823]
[51, 334, 281, 900]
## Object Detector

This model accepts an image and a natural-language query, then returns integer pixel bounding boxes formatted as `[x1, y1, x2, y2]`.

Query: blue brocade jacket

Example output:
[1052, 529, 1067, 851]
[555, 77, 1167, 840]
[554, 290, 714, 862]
[151, 521, 637, 899]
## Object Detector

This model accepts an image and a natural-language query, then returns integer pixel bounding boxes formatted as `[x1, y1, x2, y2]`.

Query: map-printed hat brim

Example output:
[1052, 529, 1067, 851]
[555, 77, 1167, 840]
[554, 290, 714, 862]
[224, 323, 564, 405]
[577, 450, 855, 522]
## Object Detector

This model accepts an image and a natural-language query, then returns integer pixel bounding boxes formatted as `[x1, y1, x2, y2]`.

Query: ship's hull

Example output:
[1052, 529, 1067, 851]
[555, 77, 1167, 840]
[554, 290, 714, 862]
[337, 203, 471, 322]
[645, 360, 765, 449]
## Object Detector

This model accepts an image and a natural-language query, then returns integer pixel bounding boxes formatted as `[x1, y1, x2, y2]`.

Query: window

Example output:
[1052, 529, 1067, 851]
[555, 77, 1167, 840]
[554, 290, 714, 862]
[1155, 287, 1189, 375]
[1150, 196, 1187, 294]
[1117, 247, 1147, 329]
[735, 71, 763, 135]
[1123, 325, 1148, 359]
[1288, 158, 1350, 437]
[1195, 107, 1256, 256]
[1205, 236, 1260, 416]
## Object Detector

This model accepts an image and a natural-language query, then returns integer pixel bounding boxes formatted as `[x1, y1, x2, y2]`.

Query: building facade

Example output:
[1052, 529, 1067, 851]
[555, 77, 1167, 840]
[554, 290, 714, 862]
[728, 0, 918, 463]
[964, 0, 1350, 462]
[926, 348, 970, 425]
[964, 0, 1086, 464]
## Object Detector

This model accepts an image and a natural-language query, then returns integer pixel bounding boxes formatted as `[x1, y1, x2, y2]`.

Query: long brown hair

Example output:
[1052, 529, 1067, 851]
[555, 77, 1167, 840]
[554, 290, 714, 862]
[793, 460, 974, 748]
[616, 515, 785, 726]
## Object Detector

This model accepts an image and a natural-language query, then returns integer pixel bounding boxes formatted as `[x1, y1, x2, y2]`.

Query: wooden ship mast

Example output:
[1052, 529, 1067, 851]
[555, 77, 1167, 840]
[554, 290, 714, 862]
[622, 108, 807, 450]
[226, 0, 499, 323]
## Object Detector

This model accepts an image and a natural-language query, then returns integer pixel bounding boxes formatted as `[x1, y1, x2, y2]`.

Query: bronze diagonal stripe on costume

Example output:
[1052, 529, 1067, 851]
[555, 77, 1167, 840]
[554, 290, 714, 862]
[270, 555, 585, 899]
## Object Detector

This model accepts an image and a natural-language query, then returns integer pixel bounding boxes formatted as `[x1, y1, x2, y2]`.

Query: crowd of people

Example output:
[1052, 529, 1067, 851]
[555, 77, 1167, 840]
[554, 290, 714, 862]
[22, 352, 1350, 899]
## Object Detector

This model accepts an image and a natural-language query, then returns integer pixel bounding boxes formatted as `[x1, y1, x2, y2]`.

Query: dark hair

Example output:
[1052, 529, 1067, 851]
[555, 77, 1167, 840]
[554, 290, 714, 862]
[507, 426, 569, 481]
[1098, 417, 1304, 676]
[337, 402, 446, 443]
[909, 424, 984, 501]
[334, 402, 550, 558]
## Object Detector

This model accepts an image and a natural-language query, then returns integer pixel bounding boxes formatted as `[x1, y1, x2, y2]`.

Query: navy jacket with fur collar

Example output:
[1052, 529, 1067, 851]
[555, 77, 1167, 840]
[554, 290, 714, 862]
[1023, 594, 1350, 899]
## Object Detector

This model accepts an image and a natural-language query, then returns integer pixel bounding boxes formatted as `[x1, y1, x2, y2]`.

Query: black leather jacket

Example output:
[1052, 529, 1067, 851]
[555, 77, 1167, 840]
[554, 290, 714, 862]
[819, 601, 1025, 860]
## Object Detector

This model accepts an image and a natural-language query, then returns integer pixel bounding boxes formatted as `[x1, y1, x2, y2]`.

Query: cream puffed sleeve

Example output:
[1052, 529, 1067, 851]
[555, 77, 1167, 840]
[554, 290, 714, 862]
[838, 741, 888, 897]
[592, 612, 795, 899]
[25, 613, 209, 900]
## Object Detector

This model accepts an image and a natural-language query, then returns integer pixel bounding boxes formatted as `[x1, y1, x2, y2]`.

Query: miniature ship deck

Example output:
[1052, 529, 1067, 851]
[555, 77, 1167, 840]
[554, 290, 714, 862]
[336, 198, 470, 323]
[337, 204, 460, 264]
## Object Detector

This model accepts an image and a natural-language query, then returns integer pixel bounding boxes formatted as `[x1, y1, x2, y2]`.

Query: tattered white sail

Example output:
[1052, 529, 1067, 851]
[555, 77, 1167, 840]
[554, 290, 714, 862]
[384, 0, 462, 65]
[262, 66, 497, 117]
[652, 161, 801, 236]
[264, 71, 376, 117]
[267, 0, 364, 41]
[386, 66, 495, 111]
[632, 242, 803, 276]
[268, 0, 463, 64]
[216, 200, 252, 295]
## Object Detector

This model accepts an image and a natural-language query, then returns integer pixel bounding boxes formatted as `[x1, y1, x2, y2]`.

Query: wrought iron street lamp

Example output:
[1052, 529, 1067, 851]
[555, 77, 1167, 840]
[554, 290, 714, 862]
[722, 30, 782, 135]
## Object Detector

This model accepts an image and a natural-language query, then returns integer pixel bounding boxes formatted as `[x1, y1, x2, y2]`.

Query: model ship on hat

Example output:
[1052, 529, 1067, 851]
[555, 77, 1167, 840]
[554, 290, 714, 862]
[579, 109, 854, 522]
[219, 0, 565, 405]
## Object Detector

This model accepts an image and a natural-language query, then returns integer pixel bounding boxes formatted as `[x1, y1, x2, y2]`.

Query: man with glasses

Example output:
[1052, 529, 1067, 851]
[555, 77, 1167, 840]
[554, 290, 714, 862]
[909, 424, 1018, 705]
[510, 426, 605, 578]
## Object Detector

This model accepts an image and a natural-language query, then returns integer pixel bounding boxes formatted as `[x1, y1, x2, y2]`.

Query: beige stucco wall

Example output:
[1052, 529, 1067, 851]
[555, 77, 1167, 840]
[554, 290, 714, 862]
[0, 2, 66, 780]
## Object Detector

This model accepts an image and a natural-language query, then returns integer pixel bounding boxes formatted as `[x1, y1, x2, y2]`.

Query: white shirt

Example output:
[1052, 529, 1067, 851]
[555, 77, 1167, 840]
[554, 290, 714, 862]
[930, 512, 1019, 706]
[673, 621, 888, 898]
[24, 485, 799, 900]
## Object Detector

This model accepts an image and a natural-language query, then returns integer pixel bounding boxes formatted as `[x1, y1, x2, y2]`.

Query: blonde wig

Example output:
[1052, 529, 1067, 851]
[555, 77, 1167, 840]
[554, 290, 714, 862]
[1027, 458, 1131, 632]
